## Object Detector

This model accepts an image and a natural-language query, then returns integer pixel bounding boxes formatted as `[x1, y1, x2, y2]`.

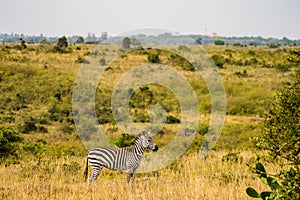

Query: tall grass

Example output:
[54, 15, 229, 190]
[0, 151, 273, 200]
[0, 44, 296, 199]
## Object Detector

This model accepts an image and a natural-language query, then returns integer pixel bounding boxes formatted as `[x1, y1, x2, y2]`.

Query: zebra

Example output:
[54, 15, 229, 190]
[84, 130, 158, 186]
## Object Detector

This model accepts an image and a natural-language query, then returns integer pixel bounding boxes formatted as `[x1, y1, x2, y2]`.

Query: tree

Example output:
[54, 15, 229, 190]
[76, 36, 84, 44]
[214, 39, 225, 45]
[195, 37, 202, 44]
[57, 36, 68, 47]
[122, 37, 131, 49]
[19, 38, 27, 49]
[247, 55, 300, 199]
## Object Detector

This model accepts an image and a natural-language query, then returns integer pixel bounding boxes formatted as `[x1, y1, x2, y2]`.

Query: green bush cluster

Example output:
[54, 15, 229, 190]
[211, 54, 226, 68]
[110, 133, 135, 148]
[0, 127, 23, 164]
[148, 52, 160, 63]
[168, 53, 195, 71]
[247, 68, 300, 199]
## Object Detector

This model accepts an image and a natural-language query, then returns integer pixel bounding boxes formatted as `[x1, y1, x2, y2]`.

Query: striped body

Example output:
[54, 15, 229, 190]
[85, 131, 158, 185]
[88, 146, 143, 171]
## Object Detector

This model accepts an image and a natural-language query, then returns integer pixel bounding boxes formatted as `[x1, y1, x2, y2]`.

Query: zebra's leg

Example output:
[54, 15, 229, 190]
[126, 168, 136, 183]
[126, 172, 133, 183]
[89, 165, 103, 187]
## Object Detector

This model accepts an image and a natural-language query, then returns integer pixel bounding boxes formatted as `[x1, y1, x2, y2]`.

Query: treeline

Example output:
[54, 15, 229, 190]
[1, 32, 300, 46]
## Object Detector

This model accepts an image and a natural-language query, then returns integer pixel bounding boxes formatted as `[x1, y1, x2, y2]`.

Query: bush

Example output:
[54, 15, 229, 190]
[51, 45, 72, 53]
[168, 53, 195, 71]
[148, 53, 160, 63]
[111, 133, 135, 148]
[248, 69, 300, 199]
[0, 127, 23, 163]
[214, 39, 225, 45]
[211, 54, 225, 68]
[165, 115, 180, 124]
[234, 70, 248, 77]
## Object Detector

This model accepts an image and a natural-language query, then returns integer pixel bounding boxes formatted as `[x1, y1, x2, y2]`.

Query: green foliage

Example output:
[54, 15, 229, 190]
[268, 43, 279, 49]
[18, 116, 48, 133]
[211, 54, 225, 68]
[287, 48, 300, 63]
[256, 69, 300, 164]
[0, 127, 23, 163]
[198, 123, 209, 135]
[57, 36, 68, 48]
[76, 36, 84, 44]
[214, 39, 225, 45]
[75, 56, 90, 64]
[274, 63, 290, 72]
[222, 152, 243, 164]
[234, 70, 248, 77]
[111, 133, 135, 148]
[19, 38, 27, 49]
[23, 139, 47, 158]
[168, 53, 195, 71]
[246, 162, 284, 200]
[248, 68, 300, 199]
[147, 52, 160, 63]
[51, 45, 72, 53]
[165, 115, 180, 124]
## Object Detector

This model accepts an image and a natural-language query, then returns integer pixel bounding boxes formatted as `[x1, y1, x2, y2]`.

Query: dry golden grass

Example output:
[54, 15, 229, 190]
[0, 151, 272, 200]
[0, 44, 293, 199]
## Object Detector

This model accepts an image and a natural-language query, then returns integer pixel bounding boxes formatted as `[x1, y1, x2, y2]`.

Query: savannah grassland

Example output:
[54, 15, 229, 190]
[0, 42, 298, 199]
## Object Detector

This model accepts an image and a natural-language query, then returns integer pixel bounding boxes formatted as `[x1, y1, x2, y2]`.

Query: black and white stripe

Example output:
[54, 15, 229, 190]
[84, 130, 158, 185]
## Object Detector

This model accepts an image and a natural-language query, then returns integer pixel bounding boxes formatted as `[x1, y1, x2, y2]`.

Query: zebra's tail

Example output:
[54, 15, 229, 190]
[84, 157, 89, 181]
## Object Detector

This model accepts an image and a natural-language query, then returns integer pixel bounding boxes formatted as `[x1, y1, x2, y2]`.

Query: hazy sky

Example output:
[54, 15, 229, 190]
[1, 0, 299, 39]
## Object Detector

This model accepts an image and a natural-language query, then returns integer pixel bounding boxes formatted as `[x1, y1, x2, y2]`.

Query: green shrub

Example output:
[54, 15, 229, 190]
[165, 115, 180, 124]
[234, 70, 248, 77]
[211, 54, 225, 68]
[148, 53, 160, 63]
[111, 133, 135, 148]
[51, 45, 72, 53]
[222, 152, 243, 164]
[75, 56, 90, 64]
[197, 123, 209, 135]
[214, 39, 225, 45]
[0, 127, 23, 163]
[168, 53, 195, 71]
[248, 69, 300, 199]
[23, 139, 47, 158]
[19, 116, 38, 133]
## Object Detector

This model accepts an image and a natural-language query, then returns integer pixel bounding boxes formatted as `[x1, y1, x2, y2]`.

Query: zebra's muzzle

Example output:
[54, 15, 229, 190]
[153, 145, 158, 152]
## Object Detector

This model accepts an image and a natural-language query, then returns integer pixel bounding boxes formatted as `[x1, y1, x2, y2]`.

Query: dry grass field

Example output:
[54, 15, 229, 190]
[0, 151, 275, 200]
[0, 43, 297, 199]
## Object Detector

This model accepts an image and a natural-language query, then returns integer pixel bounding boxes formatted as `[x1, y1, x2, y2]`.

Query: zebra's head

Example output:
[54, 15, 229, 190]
[139, 130, 158, 152]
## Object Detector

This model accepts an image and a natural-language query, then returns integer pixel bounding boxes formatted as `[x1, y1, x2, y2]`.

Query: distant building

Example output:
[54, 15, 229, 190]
[208, 33, 225, 38]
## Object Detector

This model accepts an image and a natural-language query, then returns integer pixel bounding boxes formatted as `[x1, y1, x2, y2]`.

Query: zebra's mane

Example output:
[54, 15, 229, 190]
[134, 131, 149, 141]
[126, 131, 149, 147]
